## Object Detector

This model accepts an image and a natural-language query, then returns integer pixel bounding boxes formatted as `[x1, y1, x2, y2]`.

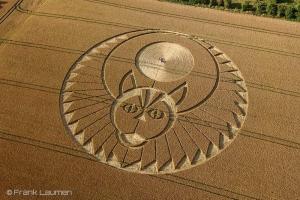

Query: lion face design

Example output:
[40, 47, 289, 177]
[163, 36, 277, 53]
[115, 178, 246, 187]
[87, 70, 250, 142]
[112, 87, 177, 147]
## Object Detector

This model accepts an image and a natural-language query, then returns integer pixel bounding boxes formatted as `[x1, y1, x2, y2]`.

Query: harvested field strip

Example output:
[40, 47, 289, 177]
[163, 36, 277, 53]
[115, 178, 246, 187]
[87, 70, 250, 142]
[9, 7, 300, 58]
[83, 0, 300, 39]
[0, 129, 292, 199]
[0, 80, 299, 150]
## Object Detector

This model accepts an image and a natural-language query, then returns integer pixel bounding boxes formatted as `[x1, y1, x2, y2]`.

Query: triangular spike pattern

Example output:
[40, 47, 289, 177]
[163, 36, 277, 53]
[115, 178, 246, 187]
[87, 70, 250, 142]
[191, 149, 202, 164]
[194, 37, 204, 42]
[235, 102, 247, 116]
[236, 91, 248, 104]
[123, 161, 141, 171]
[68, 73, 78, 81]
[219, 133, 230, 149]
[209, 48, 223, 56]
[225, 68, 239, 73]
[75, 131, 84, 145]
[206, 142, 218, 158]
[89, 48, 101, 55]
[201, 40, 214, 49]
[158, 160, 173, 172]
[141, 161, 157, 173]
[68, 121, 79, 134]
[219, 59, 232, 64]
[219, 133, 225, 149]
[235, 81, 248, 92]
[73, 64, 85, 72]
[64, 112, 74, 124]
[83, 140, 94, 153]
[107, 153, 121, 168]
[229, 72, 244, 82]
[106, 38, 118, 44]
[227, 123, 239, 139]
[117, 34, 129, 40]
[65, 82, 75, 90]
[214, 52, 224, 56]
[81, 56, 92, 63]
[63, 102, 73, 114]
[98, 44, 109, 49]
[175, 155, 190, 169]
[232, 112, 242, 128]
[231, 70, 242, 78]
[95, 148, 106, 162]
[63, 92, 73, 103]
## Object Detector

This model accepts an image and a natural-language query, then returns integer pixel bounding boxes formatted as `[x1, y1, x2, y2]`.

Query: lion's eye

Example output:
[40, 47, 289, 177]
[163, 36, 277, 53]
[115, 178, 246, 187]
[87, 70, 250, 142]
[123, 104, 138, 113]
[148, 109, 164, 119]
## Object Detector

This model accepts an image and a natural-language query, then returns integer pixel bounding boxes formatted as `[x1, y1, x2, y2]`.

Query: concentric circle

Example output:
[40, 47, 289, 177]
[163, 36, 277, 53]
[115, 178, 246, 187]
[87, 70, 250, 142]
[60, 29, 248, 174]
[136, 42, 194, 82]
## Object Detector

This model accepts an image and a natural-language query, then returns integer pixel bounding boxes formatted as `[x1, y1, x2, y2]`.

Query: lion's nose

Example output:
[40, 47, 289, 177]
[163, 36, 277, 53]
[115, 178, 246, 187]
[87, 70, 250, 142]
[135, 112, 146, 122]
[138, 114, 146, 122]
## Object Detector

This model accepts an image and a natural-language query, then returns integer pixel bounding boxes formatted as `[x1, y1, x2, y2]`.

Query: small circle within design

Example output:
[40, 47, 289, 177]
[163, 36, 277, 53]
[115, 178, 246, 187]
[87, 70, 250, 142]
[136, 42, 195, 82]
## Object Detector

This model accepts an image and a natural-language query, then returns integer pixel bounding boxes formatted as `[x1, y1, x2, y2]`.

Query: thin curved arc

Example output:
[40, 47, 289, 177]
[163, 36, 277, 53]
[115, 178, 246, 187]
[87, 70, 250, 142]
[118, 70, 135, 96]
[167, 82, 188, 106]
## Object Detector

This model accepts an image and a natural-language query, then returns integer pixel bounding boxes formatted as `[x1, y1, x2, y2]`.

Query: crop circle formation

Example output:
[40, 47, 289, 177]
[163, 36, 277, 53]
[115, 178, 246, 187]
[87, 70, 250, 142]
[60, 29, 248, 174]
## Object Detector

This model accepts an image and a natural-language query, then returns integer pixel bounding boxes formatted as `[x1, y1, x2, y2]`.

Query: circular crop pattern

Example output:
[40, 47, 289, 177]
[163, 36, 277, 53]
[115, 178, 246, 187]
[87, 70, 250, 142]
[60, 29, 248, 174]
[136, 42, 194, 82]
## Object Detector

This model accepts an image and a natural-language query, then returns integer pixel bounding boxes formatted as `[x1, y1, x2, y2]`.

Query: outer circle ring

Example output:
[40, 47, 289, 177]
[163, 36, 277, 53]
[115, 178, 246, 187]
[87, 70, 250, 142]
[59, 29, 248, 174]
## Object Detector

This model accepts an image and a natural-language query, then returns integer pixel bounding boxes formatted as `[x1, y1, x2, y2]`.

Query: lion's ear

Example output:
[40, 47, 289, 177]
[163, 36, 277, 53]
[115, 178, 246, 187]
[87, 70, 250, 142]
[119, 70, 137, 96]
[168, 82, 188, 106]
